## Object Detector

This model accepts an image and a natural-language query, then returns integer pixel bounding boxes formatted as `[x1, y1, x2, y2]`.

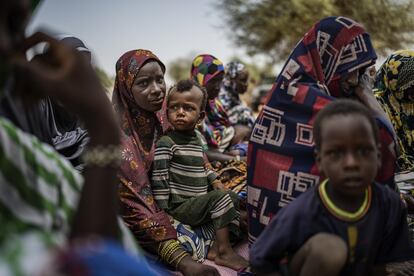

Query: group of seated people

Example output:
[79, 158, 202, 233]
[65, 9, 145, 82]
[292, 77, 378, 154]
[1, 1, 414, 275]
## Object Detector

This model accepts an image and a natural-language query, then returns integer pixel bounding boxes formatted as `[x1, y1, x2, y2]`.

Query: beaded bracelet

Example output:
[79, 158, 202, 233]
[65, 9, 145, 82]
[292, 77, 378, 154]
[82, 144, 121, 168]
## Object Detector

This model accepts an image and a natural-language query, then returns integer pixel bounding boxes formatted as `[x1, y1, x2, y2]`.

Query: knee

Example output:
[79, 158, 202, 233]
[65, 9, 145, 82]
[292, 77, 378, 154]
[304, 233, 347, 270]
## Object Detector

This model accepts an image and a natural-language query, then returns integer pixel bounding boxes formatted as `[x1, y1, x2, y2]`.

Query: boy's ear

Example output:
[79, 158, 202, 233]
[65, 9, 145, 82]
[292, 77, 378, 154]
[198, 111, 206, 122]
[314, 148, 323, 173]
[376, 143, 382, 169]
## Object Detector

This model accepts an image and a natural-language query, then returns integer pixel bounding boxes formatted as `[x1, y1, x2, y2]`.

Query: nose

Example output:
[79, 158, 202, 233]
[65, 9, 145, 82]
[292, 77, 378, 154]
[344, 151, 359, 169]
[150, 80, 162, 97]
[347, 71, 359, 87]
[176, 107, 185, 116]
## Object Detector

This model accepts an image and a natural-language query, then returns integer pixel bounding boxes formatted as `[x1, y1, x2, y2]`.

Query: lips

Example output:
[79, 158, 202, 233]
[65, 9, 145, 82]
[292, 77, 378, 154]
[150, 98, 164, 105]
[342, 176, 365, 188]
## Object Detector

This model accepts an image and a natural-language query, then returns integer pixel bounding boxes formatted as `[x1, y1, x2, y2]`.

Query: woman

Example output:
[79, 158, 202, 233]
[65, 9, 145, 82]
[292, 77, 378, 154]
[191, 54, 250, 162]
[112, 49, 218, 276]
[375, 50, 414, 172]
[247, 16, 397, 243]
[219, 61, 255, 128]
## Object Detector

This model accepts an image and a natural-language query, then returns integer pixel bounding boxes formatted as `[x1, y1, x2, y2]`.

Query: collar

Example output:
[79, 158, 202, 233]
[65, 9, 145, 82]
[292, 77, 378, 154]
[318, 179, 371, 222]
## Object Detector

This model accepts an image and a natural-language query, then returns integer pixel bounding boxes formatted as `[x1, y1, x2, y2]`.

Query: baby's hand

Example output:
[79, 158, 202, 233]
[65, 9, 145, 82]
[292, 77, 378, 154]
[212, 180, 227, 191]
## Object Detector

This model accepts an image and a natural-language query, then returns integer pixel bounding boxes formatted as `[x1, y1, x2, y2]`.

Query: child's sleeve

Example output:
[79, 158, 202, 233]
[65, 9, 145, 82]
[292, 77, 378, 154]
[250, 204, 306, 274]
[375, 191, 414, 264]
[197, 129, 219, 185]
[151, 137, 173, 210]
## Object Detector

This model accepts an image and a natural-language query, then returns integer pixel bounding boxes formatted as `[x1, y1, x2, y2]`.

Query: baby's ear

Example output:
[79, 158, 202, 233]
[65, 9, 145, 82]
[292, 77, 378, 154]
[198, 111, 206, 122]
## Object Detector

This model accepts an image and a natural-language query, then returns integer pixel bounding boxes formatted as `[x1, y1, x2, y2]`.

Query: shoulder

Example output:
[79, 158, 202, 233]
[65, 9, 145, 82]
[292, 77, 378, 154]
[276, 187, 320, 223]
[371, 182, 402, 210]
[155, 134, 175, 148]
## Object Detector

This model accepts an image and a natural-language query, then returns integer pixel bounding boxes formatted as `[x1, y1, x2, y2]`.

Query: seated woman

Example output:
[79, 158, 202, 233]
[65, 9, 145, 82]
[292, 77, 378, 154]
[190, 54, 250, 163]
[219, 61, 255, 128]
[247, 16, 397, 244]
[112, 49, 218, 275]
[374, 50, 414, 172]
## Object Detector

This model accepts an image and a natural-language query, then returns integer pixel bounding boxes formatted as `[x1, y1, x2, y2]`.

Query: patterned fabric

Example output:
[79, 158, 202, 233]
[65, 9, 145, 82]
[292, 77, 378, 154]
[247, 16, 396, 243]
[375, 50, 414, 171]
[0, 116, 82, 275]
[112, 49, 178, 246]
[191, 54, 224, 87]
[219, 62, 255, 127]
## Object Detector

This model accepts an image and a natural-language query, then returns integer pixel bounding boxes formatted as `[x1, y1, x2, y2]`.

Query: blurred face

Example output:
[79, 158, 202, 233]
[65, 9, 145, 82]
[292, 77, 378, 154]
[339, 70, 360, 97]
[235, 70, 249, 94]
[131, 61, 166, 112]
[205, 72, 224, 99]
[167, 87, 205, 132]
[316, 114, 380, 198]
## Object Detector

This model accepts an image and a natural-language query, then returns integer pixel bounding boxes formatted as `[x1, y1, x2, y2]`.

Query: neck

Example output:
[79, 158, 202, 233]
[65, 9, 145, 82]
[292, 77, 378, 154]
[325, 182, 366, 213]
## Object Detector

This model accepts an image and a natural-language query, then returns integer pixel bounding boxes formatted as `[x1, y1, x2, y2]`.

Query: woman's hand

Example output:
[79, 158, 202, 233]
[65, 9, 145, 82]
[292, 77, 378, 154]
[11, 32, 113, 126]
[178, 256, 220, 276]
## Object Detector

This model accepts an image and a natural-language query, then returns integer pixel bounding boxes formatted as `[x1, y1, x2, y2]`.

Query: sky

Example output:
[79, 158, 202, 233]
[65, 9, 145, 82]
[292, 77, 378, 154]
[27, 0, 250, 80]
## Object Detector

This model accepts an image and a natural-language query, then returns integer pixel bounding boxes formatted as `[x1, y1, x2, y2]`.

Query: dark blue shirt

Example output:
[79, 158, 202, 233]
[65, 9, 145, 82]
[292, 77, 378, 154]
[250, 182, 414, 275]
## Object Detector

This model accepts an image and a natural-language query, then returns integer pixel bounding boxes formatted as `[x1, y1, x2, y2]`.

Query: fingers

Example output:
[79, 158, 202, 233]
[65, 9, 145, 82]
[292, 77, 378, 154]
[11, 32, 76, 82]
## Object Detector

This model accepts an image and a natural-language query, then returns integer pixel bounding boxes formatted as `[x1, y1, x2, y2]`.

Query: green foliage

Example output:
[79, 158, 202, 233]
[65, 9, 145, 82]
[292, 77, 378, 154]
[94, 67, 114, 90]
[168, 56, 193, 83]
[218, 0, 414, 61]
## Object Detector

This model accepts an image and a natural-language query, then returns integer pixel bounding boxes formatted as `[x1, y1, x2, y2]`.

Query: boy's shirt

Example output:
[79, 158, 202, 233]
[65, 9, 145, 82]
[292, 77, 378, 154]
[151, 130, 218, 211]
[250, 181, 414, 276]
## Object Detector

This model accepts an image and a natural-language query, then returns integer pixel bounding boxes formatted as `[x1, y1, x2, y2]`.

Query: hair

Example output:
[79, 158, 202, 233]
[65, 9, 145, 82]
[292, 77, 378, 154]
[167, 79, 208, 111]
[313, 99, 379, 150]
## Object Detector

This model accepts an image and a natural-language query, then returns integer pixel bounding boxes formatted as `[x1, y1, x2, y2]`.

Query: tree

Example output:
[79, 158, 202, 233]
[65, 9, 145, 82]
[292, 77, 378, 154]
[94, 67, 114, 92]
[217, 0, 414, 61]
[168, 56, 193, 83]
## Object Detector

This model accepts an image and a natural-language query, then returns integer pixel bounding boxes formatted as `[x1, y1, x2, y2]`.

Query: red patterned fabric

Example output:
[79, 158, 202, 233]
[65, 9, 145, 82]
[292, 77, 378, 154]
[112, 50, 177, 246]
[247, 17, 396, 243]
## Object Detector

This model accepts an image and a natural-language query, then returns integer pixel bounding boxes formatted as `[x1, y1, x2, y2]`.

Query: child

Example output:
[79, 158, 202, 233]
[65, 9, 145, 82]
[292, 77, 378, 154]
[151, 79, 248, 270]
[250, 99, 414, 276]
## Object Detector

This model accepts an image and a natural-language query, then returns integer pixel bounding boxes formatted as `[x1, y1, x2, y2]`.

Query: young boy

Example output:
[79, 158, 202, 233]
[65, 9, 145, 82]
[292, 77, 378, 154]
[151, 79, 248, 270]
[250, 99, 414, 276]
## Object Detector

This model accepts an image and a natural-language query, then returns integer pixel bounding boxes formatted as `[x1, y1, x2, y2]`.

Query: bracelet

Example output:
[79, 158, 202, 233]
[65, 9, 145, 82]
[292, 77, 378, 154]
[82, 144, 121, 168]
[174, 251, 190, 270]
[158, 240, 182, 265]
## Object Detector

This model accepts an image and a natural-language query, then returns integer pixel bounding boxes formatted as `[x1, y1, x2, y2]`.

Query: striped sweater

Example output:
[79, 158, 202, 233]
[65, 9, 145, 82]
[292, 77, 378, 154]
[151, 130, 218, 210]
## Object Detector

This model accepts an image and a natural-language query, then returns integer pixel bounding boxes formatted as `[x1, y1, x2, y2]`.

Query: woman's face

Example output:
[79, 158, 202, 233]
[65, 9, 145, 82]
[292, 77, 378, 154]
[339, 70, 359, 97]
[205, 72, 224, 100]
[235, 70, 249, 94]
[131, 61, 166, 112]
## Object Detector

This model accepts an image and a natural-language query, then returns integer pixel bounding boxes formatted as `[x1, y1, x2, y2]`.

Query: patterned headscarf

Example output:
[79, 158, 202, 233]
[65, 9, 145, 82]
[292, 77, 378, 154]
[191, 54, 224, 86]
[247, 17, 395, 243]
[223, 61, 247, 92]
[375, 50, 414, 171]
[112, 50, 177, 245]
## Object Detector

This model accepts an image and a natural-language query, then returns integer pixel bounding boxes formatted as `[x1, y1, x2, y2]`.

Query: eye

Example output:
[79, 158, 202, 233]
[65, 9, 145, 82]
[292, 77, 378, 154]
[137, 80, 148, 87]
[326, 149, 343, 159]
[356, 146, 373, 156]
[157, 76, 165, 84]
[184, 106, 194, 112]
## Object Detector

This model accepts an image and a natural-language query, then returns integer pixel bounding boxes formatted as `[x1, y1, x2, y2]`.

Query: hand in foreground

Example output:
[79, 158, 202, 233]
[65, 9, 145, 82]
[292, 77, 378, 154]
[11, 32, 112, 123]
[178, 256, 220, 276]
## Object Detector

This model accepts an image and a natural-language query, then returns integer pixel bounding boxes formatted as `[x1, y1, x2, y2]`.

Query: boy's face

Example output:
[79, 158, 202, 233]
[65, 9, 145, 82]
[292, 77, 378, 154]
[316, 114, 381, 197]
[167, 87, 205, 132]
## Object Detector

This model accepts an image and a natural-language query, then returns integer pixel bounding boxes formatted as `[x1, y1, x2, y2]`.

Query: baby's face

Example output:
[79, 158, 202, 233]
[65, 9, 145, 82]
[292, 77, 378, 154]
[167, 87, 204, 132]
[316, 114, 380, 197]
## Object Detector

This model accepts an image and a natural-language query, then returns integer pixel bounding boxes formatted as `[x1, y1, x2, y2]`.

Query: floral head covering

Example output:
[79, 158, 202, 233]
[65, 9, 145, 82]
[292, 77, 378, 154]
[190, 54, 224, 86]
[375, 50, 414, 171]
[112, 49, 176, 245]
